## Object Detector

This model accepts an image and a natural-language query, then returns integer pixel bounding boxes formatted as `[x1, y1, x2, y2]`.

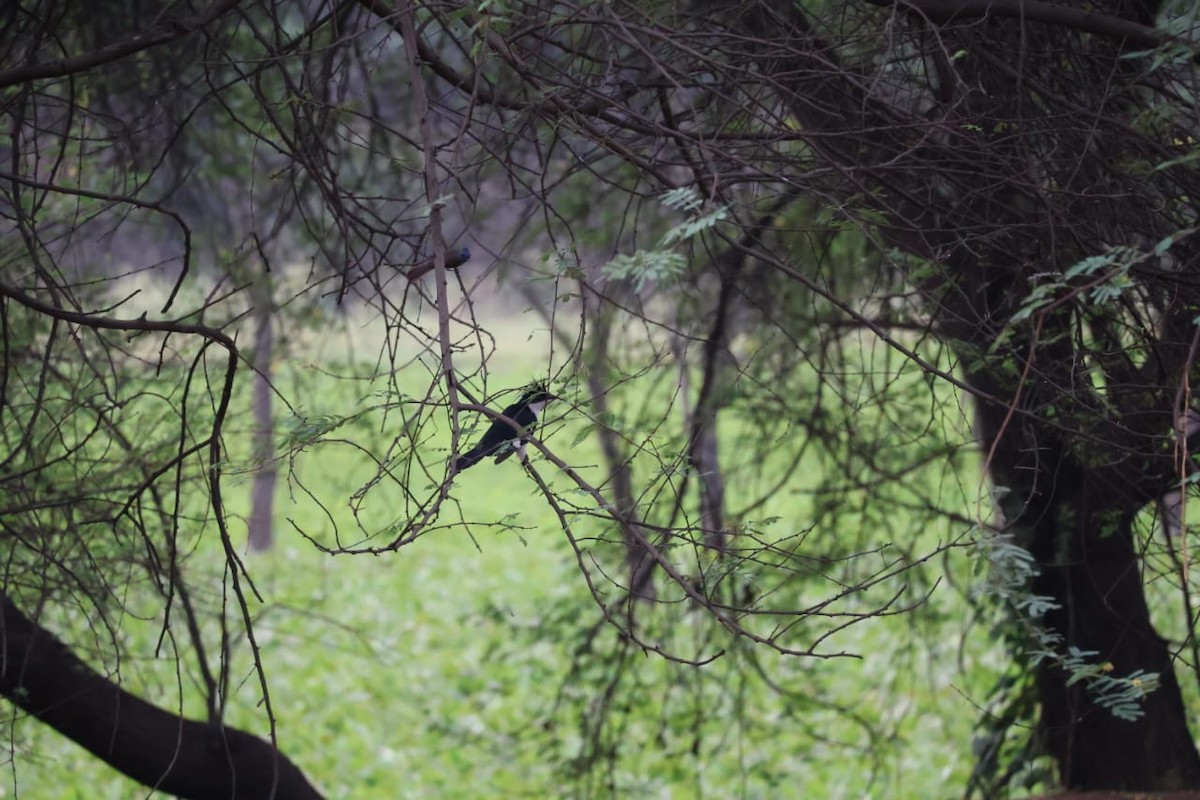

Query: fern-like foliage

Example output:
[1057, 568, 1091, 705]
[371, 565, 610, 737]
[980, 530, 1158, 721]
[601, 250, 689, 290]
[600, 187, 728, 289]
[1013, 228, 1195, 322]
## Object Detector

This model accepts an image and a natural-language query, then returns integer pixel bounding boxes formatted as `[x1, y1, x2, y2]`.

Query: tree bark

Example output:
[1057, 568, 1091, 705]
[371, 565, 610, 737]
[1035, 496, 1200, 789]
[248, 276, 275, 552]
[0, 592, 323, 799]
[584, 300, 657, 600]
[974, 368, 1200, 789]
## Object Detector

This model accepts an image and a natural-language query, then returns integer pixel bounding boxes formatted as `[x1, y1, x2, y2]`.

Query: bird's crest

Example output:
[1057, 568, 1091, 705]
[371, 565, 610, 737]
[519, 381, 558, 402]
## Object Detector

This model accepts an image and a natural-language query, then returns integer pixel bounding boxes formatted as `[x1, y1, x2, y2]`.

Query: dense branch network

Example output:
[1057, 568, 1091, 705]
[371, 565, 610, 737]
[5, 0, 1200, 793]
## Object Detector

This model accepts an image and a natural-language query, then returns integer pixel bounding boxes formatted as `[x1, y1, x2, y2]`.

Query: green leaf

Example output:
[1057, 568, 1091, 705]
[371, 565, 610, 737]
[1153, 227, 1196, 256]
[601, 250, 688, 289]
[660, 186, 704, 212]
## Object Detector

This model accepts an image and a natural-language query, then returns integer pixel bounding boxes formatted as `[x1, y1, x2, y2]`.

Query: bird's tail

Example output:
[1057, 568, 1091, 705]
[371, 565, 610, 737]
[454, 444, 486, 472]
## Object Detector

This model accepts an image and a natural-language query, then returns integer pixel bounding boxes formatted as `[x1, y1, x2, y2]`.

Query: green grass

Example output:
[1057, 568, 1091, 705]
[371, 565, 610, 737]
[1, 313, 1013, 799]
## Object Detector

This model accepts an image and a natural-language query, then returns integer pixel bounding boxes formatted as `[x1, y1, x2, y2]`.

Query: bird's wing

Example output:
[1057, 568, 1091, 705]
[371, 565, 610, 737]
[499, 399, 530, 420]
[458, 401, 540, 469]
[458, 415, 517, 469]
[491, 405, 538, 463]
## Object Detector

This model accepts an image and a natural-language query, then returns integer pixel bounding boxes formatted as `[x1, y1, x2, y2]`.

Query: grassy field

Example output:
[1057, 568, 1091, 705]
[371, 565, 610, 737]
[0, 299, 1016, 799]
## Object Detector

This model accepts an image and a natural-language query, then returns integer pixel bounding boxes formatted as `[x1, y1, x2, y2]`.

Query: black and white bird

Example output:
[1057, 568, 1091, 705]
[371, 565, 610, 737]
[455, 386, 559, 471]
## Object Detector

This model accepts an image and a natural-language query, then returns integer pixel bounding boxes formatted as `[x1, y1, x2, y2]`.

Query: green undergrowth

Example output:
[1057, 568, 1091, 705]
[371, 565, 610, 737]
[5, 335, 1011, 799]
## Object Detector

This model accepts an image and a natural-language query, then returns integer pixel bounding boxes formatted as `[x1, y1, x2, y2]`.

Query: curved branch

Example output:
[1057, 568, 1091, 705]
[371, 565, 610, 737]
[0, 170, 195, 313]
[0, 0, 243, 90]
[869, 0, 1180, 51]
[0, 592, 323, 799]
[0, 281, 236, 351]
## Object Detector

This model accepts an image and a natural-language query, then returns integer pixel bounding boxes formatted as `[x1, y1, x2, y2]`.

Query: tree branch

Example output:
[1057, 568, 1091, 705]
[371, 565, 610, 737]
[868, 0, 1182, 50]
[0, 592, 323, 799]
[0, 0, 243, 90]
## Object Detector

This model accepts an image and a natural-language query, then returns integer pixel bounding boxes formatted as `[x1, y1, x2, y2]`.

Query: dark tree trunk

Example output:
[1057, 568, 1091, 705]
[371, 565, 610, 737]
[687, 298, 729, 555]
[0, 593, 323, 799]
[248, 277, 275, 552]
[515, 280, 657, 600]
[1034, 490, 1200, 789]
[584, 301, 656, 601]
[974, 367, 1200, 790]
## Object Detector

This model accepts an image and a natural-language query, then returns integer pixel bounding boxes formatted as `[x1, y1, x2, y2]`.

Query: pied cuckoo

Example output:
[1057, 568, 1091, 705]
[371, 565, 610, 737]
[455, 386, 559, 471]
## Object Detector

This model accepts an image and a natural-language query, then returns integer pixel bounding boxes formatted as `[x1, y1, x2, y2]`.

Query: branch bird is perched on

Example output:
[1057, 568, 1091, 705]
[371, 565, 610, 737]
[455, 386, 559, 471]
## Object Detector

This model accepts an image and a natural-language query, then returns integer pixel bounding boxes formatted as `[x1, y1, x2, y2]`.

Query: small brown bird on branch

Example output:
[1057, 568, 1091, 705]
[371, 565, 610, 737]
[404, 248, 471, 282]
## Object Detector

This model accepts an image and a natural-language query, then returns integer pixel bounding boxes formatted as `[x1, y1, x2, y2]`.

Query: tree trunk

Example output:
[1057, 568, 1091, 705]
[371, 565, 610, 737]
[975, 372, 1200, 790]
[1033, 490, 1200, 789]
[248, 275, 275, 552]
[584, 301, 657, 601]
[0, 592, 323, 799]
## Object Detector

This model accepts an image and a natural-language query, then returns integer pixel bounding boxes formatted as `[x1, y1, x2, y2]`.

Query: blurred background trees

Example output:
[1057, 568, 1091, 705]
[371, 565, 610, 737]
[4, 0, 1200, 796]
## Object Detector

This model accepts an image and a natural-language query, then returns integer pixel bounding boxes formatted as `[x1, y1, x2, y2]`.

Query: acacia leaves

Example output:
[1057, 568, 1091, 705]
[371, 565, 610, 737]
[600, 188, 729, 289]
